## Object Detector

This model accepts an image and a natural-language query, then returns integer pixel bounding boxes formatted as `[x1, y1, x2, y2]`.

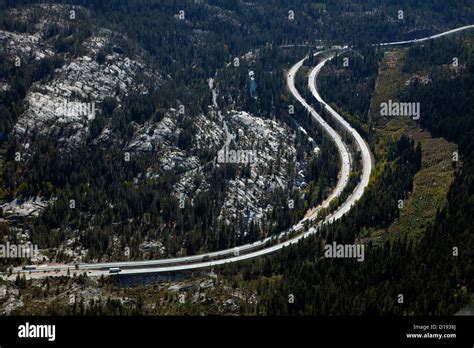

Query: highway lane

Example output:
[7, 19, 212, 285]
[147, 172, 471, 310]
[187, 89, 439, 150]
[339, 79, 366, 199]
[308, 53, 373, 223]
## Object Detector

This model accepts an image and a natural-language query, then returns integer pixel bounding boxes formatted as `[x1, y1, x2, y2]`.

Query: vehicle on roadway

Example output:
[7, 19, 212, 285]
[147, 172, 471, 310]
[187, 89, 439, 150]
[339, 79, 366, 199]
[109, 267, 122, 274]
[22, 265, 37, 271]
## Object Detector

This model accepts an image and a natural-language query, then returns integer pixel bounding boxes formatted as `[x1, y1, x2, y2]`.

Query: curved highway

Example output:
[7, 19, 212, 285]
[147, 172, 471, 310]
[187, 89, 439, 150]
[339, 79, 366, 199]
[287, 54, 352, 213]
[309, 53, 373, 222]
[7, 24, 474, 278]
[10, 54, 359, 278]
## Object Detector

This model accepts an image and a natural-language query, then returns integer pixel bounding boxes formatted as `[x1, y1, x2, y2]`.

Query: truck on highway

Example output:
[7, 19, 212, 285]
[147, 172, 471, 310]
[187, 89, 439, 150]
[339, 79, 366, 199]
[109, 267, 122, 274]
[22, 265, 37, 271]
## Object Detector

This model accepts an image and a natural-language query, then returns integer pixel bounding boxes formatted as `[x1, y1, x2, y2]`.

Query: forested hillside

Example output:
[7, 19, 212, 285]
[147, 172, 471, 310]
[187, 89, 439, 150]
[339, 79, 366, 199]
[0, 0, 472, 317]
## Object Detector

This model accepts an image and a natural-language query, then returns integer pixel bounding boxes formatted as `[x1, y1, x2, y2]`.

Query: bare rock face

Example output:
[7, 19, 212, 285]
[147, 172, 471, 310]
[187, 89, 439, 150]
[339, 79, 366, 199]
[2, 5, 162, 154]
